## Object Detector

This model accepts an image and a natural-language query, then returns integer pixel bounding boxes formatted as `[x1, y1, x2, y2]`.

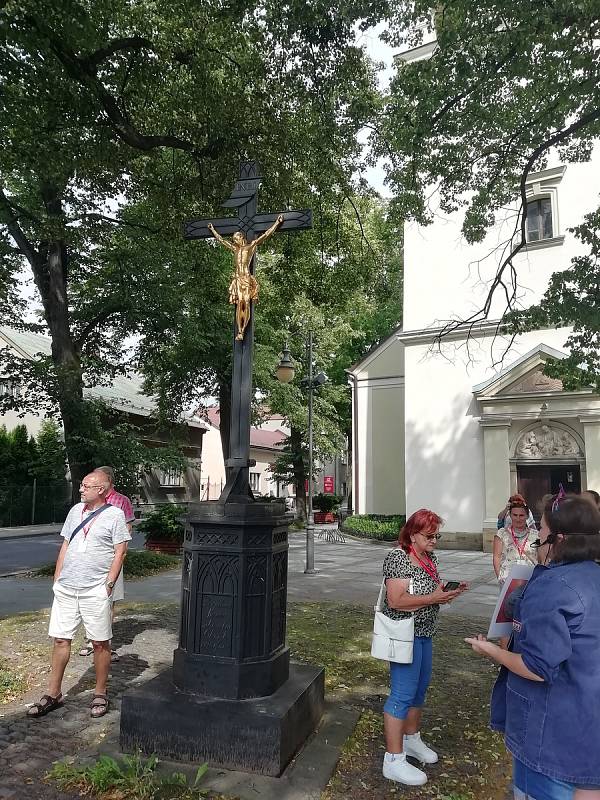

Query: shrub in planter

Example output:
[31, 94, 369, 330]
[342, 514, 406, 541]
[138, 504, 186, 554]
[313, 493, 341, 523]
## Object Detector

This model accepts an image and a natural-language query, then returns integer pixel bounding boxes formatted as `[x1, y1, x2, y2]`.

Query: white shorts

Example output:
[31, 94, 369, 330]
[49, 581, 112, 642]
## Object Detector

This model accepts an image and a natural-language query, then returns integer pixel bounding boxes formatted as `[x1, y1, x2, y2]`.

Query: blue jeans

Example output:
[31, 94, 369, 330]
[513, 759, 600, 799]
[383, 636, 433, 720]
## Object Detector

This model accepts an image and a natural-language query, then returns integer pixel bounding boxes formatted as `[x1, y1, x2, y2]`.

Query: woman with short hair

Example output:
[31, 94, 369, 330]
[380, 509, 466, 786]
[466, 495, 600, 800]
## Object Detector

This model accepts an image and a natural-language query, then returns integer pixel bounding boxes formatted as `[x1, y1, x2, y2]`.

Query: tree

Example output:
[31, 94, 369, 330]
[32, 420, 67, 482]
[0, 0, 385, 492]
[375, 0, 600, 377]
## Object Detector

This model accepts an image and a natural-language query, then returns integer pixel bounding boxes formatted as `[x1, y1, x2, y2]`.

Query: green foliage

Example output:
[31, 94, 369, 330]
[313, 493, 341, 513]
[342, 514, 405, 541]
[32, 420, 67, 482]
[47, 752, 209, 799]
[137, 504, 186, 542]
[123, 550, 180, 577]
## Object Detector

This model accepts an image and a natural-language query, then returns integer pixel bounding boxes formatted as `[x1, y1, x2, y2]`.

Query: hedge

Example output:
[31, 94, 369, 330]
[341, 514, 405, 541]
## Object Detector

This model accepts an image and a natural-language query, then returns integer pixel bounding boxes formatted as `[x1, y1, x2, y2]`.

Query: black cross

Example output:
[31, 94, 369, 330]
[184, 161, 312, 504]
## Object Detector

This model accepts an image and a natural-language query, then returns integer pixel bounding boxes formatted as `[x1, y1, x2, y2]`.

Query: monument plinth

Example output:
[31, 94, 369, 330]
[119, 162, 324, 776]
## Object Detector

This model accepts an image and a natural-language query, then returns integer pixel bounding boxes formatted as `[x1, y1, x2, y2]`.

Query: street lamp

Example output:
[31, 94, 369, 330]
[276, 331, 327, 574]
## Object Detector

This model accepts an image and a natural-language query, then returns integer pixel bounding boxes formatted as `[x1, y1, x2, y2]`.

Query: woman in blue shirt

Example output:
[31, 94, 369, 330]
[466, 494, 600, 800]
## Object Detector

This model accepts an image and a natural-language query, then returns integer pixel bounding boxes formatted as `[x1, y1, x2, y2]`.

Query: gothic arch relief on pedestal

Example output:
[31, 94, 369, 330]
[513, 423, 583, 460]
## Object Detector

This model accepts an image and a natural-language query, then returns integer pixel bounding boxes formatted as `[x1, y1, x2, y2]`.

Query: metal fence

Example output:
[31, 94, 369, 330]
[0, 481, 72, 527]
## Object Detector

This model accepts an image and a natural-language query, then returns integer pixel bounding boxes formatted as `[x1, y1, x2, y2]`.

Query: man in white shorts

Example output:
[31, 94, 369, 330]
[27, 470, 131, 719]
[79, 465, 135, 662]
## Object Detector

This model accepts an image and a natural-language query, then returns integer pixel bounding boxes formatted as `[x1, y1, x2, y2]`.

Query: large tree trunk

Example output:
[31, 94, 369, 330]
[32, 186, 90, 503]
[290, 426, 307, 521]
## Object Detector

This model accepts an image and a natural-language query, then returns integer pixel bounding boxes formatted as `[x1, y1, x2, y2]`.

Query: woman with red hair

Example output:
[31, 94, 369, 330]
[381, 509, 466, 786]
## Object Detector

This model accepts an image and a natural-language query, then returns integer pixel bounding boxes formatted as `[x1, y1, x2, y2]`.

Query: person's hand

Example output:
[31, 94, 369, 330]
[464, 634, 496, 656]
[277, 214, 284, 224]
[105, 583, 113, 597]
[431, 585, 462, 605]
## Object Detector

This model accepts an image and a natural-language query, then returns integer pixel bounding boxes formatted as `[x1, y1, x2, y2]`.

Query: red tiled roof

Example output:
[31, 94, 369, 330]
[199, 405, 286, 449]
[250, 428, 286, 449]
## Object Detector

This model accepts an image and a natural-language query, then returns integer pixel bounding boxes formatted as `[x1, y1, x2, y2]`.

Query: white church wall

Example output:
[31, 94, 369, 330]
[403, 326, 574, 534]
[403, 151, 600, 330]
[355, 378, 405, 516]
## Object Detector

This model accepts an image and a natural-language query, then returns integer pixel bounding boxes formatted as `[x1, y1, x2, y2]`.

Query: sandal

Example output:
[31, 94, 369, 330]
[110, 650, 119, 663]
[79, 643, 93, 657]
[27, 693, 63, 718]
[90, 693, 109, 718]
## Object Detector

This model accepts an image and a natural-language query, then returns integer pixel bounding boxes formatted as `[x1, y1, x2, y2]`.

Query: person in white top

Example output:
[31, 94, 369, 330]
[26, 471, 131, 719]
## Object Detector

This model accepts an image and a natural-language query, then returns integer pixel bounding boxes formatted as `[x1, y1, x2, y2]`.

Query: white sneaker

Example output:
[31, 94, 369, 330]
[382, 752, 427, 785]
[404, 732, 439, 764]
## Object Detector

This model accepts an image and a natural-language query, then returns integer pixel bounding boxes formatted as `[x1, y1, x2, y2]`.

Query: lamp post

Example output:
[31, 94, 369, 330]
[276, 333, 328, 574]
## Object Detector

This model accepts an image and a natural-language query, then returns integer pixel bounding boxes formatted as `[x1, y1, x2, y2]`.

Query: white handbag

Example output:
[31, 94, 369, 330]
[371, 577, 414, 663]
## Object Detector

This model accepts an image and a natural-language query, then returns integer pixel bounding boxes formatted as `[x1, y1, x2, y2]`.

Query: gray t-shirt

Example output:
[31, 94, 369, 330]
[58, 503, 131, 590]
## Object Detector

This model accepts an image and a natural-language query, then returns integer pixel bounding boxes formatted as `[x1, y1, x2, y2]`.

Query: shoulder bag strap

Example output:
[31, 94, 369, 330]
[376, 576, 414, 612]
[68, 504, 111, 544]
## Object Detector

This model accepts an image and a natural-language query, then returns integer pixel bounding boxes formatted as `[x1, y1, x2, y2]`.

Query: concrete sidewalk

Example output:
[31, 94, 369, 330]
[0, 523, 63, 541]
[0, 532, 498, 620]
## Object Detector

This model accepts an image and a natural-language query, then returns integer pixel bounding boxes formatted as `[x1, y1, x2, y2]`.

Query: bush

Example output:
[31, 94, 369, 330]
[137, 504, 186, 542]
[34, 549, 180, 579]
[313, 493, 341, 513]
[342, 514, 405, 541]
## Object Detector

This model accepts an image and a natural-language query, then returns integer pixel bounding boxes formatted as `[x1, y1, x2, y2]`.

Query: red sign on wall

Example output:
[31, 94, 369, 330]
[323, 476, 335, 494]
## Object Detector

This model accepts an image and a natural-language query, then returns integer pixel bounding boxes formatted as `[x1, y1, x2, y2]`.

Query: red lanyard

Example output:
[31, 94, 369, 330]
[410, 547, 442, 585]
[509, 526, 529, 558]
[80, 507, 101, 539]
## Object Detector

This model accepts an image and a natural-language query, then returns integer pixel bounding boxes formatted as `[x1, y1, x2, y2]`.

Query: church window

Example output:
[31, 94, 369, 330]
[526, 198, 553, 242]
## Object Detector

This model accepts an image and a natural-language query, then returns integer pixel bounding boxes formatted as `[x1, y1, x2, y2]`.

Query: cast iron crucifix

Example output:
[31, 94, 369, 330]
[184, 161, 312, 503]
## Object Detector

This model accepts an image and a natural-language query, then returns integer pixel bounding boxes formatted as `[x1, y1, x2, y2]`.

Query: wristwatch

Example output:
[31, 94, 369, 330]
[106, 580, 115, 589]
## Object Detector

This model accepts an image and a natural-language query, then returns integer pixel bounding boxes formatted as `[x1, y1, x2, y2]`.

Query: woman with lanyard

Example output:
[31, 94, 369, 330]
[380, 509, 467, 786]
[493, 502, 538, 585]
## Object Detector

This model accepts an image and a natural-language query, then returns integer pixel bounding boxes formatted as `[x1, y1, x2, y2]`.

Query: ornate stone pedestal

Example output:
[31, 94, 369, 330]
[119, 500, 325, 775]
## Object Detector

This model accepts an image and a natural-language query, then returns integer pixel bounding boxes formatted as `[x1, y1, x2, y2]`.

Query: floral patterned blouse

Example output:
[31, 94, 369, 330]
[495, 526, 538, 583]
[382, 547, 440, 638]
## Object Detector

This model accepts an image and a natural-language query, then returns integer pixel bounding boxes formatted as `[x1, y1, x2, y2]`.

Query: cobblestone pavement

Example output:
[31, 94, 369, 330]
[0, 605, 179, 799]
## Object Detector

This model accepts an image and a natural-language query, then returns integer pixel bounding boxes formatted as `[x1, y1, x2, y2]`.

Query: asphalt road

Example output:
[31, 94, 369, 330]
[0, 530, 146, 575]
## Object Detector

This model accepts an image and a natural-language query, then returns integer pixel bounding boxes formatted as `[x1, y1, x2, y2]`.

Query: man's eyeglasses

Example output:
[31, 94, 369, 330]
[419, 533, 442, 542]
[80, 483, 102, 490]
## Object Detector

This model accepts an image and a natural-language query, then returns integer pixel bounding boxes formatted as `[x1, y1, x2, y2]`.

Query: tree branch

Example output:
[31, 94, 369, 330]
[81, 36, 154, 69]
[0, 185, 39, 268]
[24, 15, 225, 158]
[74, 304, 125, 351]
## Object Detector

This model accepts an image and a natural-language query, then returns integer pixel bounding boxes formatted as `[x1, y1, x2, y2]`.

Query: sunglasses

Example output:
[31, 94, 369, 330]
[531, 538, 550, 549]
[419, 532, 442, 542]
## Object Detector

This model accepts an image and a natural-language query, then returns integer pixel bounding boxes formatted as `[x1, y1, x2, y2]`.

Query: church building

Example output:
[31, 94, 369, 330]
[348, 149, 600, 551]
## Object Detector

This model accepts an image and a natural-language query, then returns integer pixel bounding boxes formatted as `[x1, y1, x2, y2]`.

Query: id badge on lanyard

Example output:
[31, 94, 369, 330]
[77, 533, 89, 553]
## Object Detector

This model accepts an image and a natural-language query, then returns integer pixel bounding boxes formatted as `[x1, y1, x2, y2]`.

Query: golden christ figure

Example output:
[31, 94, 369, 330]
[208, 215, 284, 341]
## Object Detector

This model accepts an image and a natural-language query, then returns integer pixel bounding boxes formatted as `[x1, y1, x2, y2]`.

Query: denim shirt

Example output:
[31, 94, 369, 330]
[490, 560, 600, 785]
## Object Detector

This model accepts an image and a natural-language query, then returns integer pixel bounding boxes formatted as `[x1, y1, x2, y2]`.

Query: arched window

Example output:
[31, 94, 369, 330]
[526, 197, 553, 242]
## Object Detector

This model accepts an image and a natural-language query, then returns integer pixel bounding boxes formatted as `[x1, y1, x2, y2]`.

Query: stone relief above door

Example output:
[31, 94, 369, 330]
[515, 424, 581, 458]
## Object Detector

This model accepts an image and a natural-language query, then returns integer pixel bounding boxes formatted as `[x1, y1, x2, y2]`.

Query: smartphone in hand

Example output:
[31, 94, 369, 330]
[443, 581, 461, 592]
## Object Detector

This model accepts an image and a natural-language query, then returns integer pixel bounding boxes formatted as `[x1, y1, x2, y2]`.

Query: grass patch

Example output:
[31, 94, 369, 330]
[289, 604, 511, 800]
[47, 752, 217, 799]
[34, 549, 180, 579]
[0, 657, 27, 703]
